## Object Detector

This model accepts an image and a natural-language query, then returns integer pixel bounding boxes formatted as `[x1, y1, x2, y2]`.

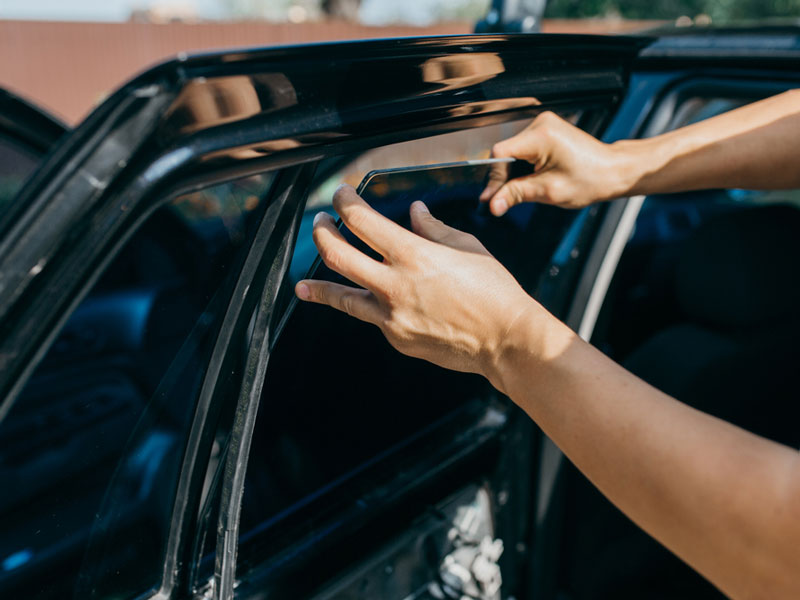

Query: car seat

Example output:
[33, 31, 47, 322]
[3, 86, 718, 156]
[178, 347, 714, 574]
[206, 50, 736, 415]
[563, 203, 800, 599]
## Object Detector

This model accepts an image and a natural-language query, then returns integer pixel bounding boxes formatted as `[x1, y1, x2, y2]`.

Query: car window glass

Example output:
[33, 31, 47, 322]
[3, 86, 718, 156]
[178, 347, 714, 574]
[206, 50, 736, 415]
[289, 119, 550, 287]
[0, 134, 39, 211]
[230, 115, 586, 578]
[0, 172, 273, 600]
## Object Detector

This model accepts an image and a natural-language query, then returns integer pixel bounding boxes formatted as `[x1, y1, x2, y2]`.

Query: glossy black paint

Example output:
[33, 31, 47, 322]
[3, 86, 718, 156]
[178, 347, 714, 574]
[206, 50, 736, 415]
[0, 88, 68, 156]
[0, 34, 646, 426]
[0, 34, 646, 600]
[5, 27, 800, 600]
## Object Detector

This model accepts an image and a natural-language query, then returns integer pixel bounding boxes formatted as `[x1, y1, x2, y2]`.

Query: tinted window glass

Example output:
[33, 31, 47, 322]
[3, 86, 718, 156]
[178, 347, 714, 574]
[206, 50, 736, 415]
[235, 123, 583, 571]
[0, 173, 272, 599]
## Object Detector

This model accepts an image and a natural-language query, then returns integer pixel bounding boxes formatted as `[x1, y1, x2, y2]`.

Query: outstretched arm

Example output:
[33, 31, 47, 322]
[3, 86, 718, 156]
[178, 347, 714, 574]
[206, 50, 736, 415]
[296, 186, 800, 599]
[482, 89, 800, 215]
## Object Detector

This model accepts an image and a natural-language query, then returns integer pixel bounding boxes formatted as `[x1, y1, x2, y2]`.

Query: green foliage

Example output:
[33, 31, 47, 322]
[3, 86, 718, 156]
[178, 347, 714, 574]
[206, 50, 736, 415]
[433, 0, 492, 21]
[543, 0, 800, 20]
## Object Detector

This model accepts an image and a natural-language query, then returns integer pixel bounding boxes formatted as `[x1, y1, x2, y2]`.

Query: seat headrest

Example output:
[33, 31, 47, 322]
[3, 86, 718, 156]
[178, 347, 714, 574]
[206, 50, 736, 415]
[675, 204, 800, 330]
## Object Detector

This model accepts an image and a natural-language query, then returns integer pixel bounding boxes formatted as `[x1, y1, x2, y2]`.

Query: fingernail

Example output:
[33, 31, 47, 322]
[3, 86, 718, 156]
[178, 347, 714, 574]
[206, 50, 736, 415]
[296, 282, 310, 300]
[334, 183, 351, 195]
[493, 197, 508, 215]
[313, 212, 326, 226]
[411, 200, 429, 213]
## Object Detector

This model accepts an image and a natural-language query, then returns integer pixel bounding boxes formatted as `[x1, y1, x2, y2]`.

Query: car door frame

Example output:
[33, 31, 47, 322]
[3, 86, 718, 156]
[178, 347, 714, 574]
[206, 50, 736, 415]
[0, 33, 648, 600]
[0, 87, 67, 158]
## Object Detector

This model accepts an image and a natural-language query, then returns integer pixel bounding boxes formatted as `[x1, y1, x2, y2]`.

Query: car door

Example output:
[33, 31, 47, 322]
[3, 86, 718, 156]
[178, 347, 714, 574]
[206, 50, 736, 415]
[0, 34, 647, 600]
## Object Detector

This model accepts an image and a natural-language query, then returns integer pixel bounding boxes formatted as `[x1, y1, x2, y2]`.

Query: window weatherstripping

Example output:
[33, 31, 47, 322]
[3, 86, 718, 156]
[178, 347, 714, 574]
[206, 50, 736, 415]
[577, 195, 646, 342]
[212, 164, 315, 600]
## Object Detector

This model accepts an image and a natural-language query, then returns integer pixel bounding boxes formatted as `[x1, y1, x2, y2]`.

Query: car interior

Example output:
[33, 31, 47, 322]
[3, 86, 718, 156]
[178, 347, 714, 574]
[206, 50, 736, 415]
[551, 89, 800, 599]
[557, 189, 800, 599]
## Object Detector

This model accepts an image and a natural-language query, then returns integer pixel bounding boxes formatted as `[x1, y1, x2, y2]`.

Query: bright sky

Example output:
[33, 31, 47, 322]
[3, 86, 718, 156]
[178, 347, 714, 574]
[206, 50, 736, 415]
[0, 0, 221, 21]
[0, 0, 476, 24]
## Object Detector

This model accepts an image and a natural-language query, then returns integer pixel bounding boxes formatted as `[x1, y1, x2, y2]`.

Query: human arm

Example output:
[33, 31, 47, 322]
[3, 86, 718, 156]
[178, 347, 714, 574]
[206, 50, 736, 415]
[482, 89, 800, 215]
[499, 307, 800, 600]
[295, 186, 800, 599]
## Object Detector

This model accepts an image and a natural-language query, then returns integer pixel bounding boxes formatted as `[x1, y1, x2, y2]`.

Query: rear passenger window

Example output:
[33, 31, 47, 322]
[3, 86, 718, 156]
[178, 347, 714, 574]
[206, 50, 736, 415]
[0, 173, 272, 600]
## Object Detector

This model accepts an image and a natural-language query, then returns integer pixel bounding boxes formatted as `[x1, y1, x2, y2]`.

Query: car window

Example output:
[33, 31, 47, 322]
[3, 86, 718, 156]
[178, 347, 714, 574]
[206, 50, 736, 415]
[290, 116, 598, 290]
[228, 116, 588, 578]
[0, 134, 39, 212]
[0, 172, 273, 600]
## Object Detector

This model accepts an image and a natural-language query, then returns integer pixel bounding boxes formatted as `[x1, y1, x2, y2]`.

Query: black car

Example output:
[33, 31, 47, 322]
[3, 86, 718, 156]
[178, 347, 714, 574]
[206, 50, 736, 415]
[0, 27, 798, 600]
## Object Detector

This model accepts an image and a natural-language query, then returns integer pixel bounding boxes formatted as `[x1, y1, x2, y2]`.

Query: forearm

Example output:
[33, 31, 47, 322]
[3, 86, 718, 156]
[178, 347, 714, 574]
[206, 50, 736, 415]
[612, 89, 800, 196]
[494, 307, 800, 599]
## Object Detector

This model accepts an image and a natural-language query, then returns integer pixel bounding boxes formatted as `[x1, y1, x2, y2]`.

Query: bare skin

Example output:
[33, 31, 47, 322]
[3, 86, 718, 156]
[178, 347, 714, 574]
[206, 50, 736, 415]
[295, 89, 800, 599]
[481, 88, 800, 215]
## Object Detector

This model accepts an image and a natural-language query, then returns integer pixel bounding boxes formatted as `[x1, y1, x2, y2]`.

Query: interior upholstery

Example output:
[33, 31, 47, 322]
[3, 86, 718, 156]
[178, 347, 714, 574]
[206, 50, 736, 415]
[562, 203, 800, 599]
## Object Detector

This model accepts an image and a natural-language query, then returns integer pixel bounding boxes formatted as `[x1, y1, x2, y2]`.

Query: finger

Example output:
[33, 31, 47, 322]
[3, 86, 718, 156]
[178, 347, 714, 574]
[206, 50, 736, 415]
[312, 212, 388, 290]
[491, 113, 554, 162]
[409, 201, 486, 253]
[479, 160, 510, 202]
[295, 280, 384, 325]
[490, 176, 551, 216]
[332, 184, 412, 259]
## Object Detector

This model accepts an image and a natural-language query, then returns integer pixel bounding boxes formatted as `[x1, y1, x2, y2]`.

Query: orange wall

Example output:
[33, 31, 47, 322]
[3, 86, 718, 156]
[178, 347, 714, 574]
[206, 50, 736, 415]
[0, 19, 660, 125]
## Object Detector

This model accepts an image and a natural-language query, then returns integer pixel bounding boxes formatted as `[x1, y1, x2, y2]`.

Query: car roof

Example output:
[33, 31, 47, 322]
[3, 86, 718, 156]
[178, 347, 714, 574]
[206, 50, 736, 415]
[635, 24, 800, 65]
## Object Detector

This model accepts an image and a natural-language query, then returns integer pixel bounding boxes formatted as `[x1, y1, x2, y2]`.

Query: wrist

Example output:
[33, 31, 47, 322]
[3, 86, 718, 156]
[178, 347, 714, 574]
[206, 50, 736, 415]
[485, 299, 577, 399]
[608, 139, 649, 199]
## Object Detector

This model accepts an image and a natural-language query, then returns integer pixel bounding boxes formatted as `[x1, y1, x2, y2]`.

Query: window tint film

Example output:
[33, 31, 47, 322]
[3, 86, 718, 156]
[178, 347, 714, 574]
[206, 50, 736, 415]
[233, 119, 584, 575]
[0, 173, 272, 599]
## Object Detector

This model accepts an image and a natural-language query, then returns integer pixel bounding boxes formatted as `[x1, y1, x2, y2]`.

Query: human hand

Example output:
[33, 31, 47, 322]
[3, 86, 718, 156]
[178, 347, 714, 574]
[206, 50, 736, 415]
[480, 111, 632, 215]
[294, 184, 544, 391]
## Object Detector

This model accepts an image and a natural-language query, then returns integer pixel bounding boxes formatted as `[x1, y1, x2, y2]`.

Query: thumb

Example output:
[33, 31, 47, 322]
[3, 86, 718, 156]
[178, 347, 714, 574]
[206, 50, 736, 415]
[489, 175, 552, 216]
[409, 201, 485, 252]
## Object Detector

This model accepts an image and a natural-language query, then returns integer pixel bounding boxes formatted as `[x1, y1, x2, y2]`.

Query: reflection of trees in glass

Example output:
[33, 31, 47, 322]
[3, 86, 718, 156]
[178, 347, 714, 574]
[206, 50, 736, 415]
[544, 0, 800, 20]
[431, 0, 492, 21]
[321, 0, 361, 20]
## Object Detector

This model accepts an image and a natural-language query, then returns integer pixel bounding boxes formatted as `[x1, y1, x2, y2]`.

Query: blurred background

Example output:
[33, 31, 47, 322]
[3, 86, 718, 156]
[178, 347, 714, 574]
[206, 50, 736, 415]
[1, 0, 799, 125]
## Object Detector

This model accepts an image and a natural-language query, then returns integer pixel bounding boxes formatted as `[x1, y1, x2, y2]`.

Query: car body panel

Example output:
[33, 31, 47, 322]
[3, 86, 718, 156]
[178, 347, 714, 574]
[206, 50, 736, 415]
[0, 34, 646, 421]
